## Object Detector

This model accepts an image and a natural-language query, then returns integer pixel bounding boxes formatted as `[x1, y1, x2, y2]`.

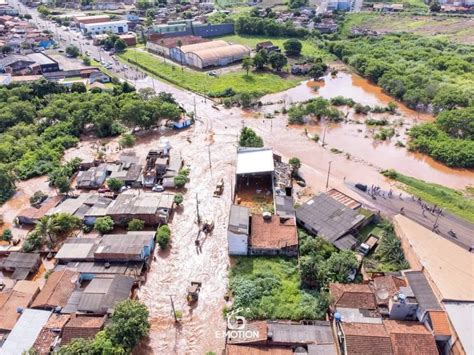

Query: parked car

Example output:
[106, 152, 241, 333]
[152, 185, 165, 192]
[119, 185, 130, 193]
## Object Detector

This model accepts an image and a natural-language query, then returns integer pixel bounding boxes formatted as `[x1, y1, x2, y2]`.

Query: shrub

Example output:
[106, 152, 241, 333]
[119, 133, 136, 148]
[30, 191, 47, 206]
[1, 229, 12, 242]
[94, 216, 114, 234]
[156, 225, 171, 249]
[107, 178, 124, 192]
[174, 193, 183, 206]
[128, 218, 145, 231]
[174, 175, 187, 188]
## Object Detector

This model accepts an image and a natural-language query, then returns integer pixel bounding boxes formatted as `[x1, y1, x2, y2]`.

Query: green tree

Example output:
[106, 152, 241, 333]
[289, 157, 301, 172]
[106, 300, 150, 351]
[1, 229, 12, 242]
[114, 38, 127, 52]
[83, 56, 91, 66]
[128, 218, 145, 231]
[308, 62, 328, 79]
[242, 56, 253, 76]
[239, 127, 264, 148]
[430, 1, 441, 11]
[0, 164, 15, 204]
[324, 250, 358, 283]
[37, 5, 50, 16]
[59, 331, 125, 355]
[70, 82, 86, 93]
[268, 52, 287, 72]
[174, 174, 187, 188]
[1, 45, 13, 55]
[107, 177, 124, 192]
[283, 39, 302, 57]
[253, 50, 268, 70]
[30, 191, 47, 206]
[66, 45, 80, 58]
[55, 175, 71, 195]
[94, 216, 114, 234]
[174, 193, 183, 206]
[156, 224, 171, 249]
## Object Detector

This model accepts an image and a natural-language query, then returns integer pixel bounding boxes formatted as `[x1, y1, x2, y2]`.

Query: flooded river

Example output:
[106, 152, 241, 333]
[257, 71, 474, 190]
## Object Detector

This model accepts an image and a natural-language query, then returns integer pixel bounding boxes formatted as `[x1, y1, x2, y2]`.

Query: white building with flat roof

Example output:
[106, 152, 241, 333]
[82, 21, 128, 35]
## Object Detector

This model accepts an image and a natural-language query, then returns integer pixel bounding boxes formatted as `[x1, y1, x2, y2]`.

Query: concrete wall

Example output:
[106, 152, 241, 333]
[158, 23, 235, 39]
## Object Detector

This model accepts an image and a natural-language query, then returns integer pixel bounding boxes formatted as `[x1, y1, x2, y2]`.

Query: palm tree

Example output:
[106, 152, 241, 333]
[35, 216, 60, 247]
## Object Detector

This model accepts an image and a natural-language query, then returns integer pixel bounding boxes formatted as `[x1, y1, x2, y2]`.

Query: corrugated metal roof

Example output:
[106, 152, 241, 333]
[236, 148, 274, 175]
[180, 40, 229, 53]
[0, 309, 51, 355]
[55, 242, 96, 260]
[190, 44, 250, 63]
[443, 302, 474, 355]
[296, 193, 365, 249]
[229, 205, 250, 234]
[405, 271, 442, 317]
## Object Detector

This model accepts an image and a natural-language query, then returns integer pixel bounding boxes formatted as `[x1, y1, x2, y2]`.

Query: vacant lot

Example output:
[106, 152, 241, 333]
[229, 257, 327, 320]
[342, 13, 474, 45]
[221, 34, 333, 60]
[119, 49, 299, 97]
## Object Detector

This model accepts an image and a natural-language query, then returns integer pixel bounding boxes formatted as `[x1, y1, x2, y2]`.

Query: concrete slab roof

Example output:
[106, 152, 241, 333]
[236, 148, 274, 175]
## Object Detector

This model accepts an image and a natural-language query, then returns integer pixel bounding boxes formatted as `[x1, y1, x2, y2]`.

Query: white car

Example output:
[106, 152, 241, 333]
[119, 185, 130, 193]
[152, 185, 165, 192]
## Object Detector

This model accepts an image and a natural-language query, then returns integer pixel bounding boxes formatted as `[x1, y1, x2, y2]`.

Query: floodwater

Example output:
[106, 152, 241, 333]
[256, 71, 474, 190]
[0, 176, 54, 242]
[133, 118, 237, 354]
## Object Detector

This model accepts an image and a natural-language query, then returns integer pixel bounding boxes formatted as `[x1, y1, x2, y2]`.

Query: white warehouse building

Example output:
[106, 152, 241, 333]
[81, 21, 128, 35]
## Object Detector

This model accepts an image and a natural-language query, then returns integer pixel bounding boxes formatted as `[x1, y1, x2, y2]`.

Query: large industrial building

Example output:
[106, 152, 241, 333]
[166, 40, 250, 69]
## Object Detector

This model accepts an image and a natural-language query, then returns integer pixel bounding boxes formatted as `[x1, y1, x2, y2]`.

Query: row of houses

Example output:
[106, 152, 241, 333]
[0, 225, 158, 352]
[76, 149, 183, 190]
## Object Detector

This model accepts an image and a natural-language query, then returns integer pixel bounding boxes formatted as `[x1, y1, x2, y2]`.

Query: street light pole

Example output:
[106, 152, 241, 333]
[325, 161, 332, 191]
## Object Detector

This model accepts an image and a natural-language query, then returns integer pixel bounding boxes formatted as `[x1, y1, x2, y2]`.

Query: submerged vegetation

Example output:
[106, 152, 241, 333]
[328, 33, 474, 168]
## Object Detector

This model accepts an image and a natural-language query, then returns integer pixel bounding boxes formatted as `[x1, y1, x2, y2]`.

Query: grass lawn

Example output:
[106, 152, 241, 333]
[220, 34, 333, 60]
[382, 170, 474, 223]
[229, 257, 327, 320]
[119, 49, 299, 97]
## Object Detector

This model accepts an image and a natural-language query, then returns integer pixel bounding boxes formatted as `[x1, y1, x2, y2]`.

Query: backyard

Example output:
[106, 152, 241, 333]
[228, 257, 328, 320]
[119, 49, 299, 97]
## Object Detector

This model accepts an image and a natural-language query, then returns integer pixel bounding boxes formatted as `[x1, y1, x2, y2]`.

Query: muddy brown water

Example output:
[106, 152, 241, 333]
[256, 71, 473, 190]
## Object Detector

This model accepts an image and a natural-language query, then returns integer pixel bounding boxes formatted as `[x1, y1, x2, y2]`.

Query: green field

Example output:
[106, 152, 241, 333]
[221, 34, 333, 60]
[382, 170, 474, 223]
[229, 257, 328, 320]
[119, 49, 299, 97]
[341, 13, 473, 44]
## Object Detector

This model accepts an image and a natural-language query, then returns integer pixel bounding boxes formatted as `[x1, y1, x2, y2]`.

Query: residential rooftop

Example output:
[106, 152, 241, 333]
[250, 215, 297, 250]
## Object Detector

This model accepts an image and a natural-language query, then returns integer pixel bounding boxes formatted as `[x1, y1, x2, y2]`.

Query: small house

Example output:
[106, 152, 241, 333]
[227, 205, 250, 256]
[1, 252, 41, 280]
[31, 269, 80, 310]
[172, 117, 193, 130]
[61, 315, 105, 345]
[16, 196, 62, 225]
[76, 164, 108, 190]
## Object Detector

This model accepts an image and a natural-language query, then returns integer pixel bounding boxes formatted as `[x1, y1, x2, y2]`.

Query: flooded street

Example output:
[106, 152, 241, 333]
[133, 116, 238, 354]
[257, 71, 473, 190]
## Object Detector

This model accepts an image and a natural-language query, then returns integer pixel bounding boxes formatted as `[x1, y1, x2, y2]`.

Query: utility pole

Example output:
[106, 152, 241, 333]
[193, 96, 197, 119]
[325, 161, 332, 191]
[195, 193, 201, 225]
[168, 295, 178, 323]
[207, 145, 212, 178]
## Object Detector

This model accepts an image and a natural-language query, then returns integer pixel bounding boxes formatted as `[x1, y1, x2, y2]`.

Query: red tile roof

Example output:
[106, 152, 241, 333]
[31, 269, 79, 309]
[250, 215, 298, 249]
[329, 283, 377, 310]
[343, 323, 393, 355]
[428, 311, 451, 337]
[383, 320, 438, 355]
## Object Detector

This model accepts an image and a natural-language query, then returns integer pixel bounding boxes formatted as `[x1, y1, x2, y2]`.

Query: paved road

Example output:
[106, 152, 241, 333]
[347, 182, 474, 251]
